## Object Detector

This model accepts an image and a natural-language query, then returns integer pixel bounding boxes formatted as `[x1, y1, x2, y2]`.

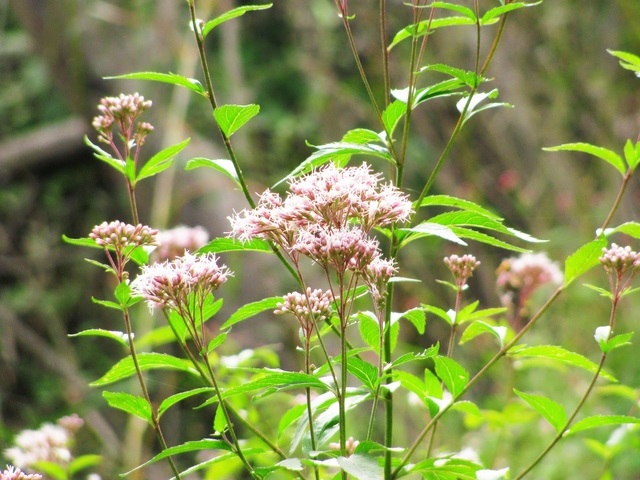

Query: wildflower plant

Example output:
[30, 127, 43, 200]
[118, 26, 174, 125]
[49, 1, 640, 480]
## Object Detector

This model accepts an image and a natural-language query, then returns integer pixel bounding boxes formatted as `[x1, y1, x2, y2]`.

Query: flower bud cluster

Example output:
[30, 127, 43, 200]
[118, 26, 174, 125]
[92, 93, 153, 145]
[444, 254, 480, 287]
[275, 287, 333, 336]
[90, 221, 159, 250]
[131, 252, 232, 311]
[599, 243, 640, 277]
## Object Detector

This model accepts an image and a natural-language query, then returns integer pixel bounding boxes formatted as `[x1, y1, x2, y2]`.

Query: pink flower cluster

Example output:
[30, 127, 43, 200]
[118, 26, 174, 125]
[275, 287, 334, 336]
[229, 163, 411, 285]
[90, 221, 159, 250]
[92, 93, 153, 146]
[444, 254, 481, 287]
[0, 466, 41, 480]
[155, 225, 210, 261]
[131, 252, 232, 311]
[600, 243, 640, 276]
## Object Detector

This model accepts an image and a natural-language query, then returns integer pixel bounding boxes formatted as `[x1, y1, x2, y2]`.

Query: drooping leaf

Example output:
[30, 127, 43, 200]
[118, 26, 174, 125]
[67, 454, 102, 477]
[606, 222, 640, 240]
[566, 415, 640, 436]
[201, 4, 273, 37]
[213, 104, 260, 137]
[460, 320, 507, 347]
[337, 454, 383, 480]
[105, 72, 207, 96]
[564, 237, 608, 286]
[199, 237, 272, 254]
[543, 143, 626, 176]
[399, 222, 467, 246]
[102, 391, 153, 424]
[341, 128, 384, 145]
[450, 226, 533, 252]
[434, 355, 469, 398]
[431, 1, 476, 20]
[456, 90, 512, 125]
[421, 64, 483, 88]
[510, 345, 616, 381]
[185, 158, 240, 187]
[158, 387, 216, 418]
[31, 461, 66, 480]
[428, 210, 541, 243]
[68, 328, 129, 347]
[514, 389, 567, 433]
[221, 296, 282, 329]
[136, 137, 190, 182]
[388, 345, 439, 370]
[90, 353, 199, 386]
[389, 16, 481, 50]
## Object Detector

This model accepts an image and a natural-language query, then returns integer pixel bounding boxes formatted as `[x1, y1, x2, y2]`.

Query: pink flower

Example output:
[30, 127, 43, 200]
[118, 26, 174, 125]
[0, 465, 42, 480]
[275, 287, 334, 336]
[90, 221, 159, 250]
[131, 252, 232, 311]
[155, 225, 210, 261]
[444, 254, 481, 288]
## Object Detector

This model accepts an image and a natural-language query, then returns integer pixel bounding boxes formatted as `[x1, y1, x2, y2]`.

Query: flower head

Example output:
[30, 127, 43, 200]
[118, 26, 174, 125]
[444, 254, 480, 288]
[600, 243, 640, 277]
[90, 221, 159, 250]
[275, 287, 333, 336]
[0, 465, 42, 480]
[131, 252, 232, 312]
[92, 93, 153, 144]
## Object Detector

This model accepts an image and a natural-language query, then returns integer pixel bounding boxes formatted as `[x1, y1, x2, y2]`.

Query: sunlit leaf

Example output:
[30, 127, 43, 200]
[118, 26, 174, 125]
[567, 415, 640, 436]
[199, 237, 272, 254]
[416, 194, 503, 220]
[607, 49, 640, 77]
[137, 138, 190, 182]
[434, 355, 469, 397]
[84, 136, 126, 174]
[102, 391, 152, 424]
[185, 158, 240, 187]
[337, 454, 383, 480]
[544, 143, 626, 175]
[460, 321, 507, 347]
[399, 222, 467, 246]
[68, 455, 102, 477]
[346, 357, 379, 391]
[90, 353, 199, 386]
[214, 104, 260, 137]
[158, 387, 215, 418]
[68, 328, 129, 347]
[481, 1, 542, 24]
[514, 389, 567, 433]
[202, 4, 273, 37]
[221, 296, 282, 329]
[564, 237, 608, 286]
[389, 17, 480, 50]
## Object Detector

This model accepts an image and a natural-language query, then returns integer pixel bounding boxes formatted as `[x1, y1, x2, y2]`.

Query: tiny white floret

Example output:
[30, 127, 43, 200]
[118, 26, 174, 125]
[476, 467, 509, 480]
[594, 326, 611, 344]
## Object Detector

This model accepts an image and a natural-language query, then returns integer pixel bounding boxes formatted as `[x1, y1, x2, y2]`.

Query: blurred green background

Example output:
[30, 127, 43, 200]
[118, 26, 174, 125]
[1, 0, 640, 478]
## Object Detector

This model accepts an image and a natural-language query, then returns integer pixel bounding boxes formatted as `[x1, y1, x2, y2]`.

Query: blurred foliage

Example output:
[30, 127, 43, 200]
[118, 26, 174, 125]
[1, 0, 640, 478]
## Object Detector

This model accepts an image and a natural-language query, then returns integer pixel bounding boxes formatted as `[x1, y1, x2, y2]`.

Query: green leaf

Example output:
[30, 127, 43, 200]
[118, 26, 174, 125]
[207, 332, 228, 353]
[91, 353, 199, 386]
[382, 100, 407, 136]
[600, 332, 634, 354]
[199, 237, 272, 254]
[388, 345, 439, 370]
[423, 304, 454, 325]
[434, 355, 469, 397]
[201, 4, 273, 37]
[31, 461, 67, 480]
[607, 49, 640, 76]
[606, 222, 640, 240]
[68, 328, 129, 347]
[510, 345, 616, 381]
[185, 158, 240, 187]
[68, 454, 102, 476]
[136, 138, 190, 182]
[544, 142, 626, 175]
[214, 104, 260, 137]
[123, 439, 233, 475]
[91, 296, 123, 311]
[278, 403, 307, 440]
[415, 194, 503, 219]
[341, 128, 384, 145]
[62, 233, 102, 249]
[221, 296, 282, 329]
[566, 415, 640, 436]
[457, 90, 512, 125]
[460, 321, 507, 347]
[428, 210, 542, 243]
[514, 389, 567, 433]
[410, 457, 481, 478]
[102, 391, 152, 424]
[337, 454, 383, 480]
[389, 17, 480, 50]
[213, 403, 229, 433]
[346, 357, 379, 391]
[449, 226, 532, 252]
[421, 63, 483, 89]
[397, 307, 426, 334]
[564, 237, 608, 286]
[84, 136, 126, 174]
[105, 72, 206, 96]
[399, 222, 467, 246]
[431, 1, 476, 20]
[158, 387, 215, 418]
[623, 139, 640, 171]
[481, 1, 542, 23]
[275, 458, 304, 472]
